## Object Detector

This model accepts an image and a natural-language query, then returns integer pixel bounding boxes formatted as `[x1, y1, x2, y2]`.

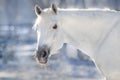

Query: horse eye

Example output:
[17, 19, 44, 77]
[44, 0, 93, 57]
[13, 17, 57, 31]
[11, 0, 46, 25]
[53, 24, 57, 29]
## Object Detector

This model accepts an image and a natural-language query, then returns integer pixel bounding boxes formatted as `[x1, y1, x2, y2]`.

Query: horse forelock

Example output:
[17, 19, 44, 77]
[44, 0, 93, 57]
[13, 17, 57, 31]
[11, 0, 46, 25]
[33, 16, 42, 30]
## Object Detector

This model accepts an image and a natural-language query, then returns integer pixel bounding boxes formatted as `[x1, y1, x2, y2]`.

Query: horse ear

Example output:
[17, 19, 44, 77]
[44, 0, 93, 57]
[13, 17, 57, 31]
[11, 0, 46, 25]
[51, 4, 57, 14]
[35, 5, 42, 16]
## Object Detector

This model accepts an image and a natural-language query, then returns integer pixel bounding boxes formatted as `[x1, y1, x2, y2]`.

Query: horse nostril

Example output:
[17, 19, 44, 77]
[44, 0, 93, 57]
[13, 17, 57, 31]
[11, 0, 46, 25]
[41, 50, 47, 57]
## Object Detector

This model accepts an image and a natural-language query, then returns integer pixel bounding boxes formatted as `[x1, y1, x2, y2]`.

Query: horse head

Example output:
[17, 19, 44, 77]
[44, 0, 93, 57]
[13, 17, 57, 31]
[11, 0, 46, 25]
[33, 4, 63, 64]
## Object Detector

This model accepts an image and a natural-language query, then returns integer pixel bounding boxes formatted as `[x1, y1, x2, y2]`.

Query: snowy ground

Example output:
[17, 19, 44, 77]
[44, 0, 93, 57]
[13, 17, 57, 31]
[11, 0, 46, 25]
[0, 44, 104, 80]
[0, 25, 104, 80]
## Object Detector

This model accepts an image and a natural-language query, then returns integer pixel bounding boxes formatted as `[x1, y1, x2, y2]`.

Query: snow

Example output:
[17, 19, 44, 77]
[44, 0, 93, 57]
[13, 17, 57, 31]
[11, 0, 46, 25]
[0, 43, 104, 80]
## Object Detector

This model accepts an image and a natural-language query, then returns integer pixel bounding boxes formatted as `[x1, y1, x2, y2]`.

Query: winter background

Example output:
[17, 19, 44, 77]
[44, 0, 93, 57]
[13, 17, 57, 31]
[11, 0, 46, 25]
[0, 0, 120, 80]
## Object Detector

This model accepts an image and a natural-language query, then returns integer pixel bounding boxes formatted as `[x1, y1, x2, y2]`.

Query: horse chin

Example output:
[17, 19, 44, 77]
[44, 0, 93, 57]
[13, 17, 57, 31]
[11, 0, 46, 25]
[39, 60, 47, 64]
[35, 57, 48, 64]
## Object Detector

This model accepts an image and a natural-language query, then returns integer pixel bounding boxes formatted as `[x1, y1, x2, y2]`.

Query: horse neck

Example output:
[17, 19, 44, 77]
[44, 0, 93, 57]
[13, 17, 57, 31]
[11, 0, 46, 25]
[58, 10, 120, 56]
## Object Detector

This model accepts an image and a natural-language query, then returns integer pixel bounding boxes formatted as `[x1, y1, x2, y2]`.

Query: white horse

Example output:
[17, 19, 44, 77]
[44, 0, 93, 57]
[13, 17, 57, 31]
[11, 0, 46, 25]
[33, 4, 120, 80]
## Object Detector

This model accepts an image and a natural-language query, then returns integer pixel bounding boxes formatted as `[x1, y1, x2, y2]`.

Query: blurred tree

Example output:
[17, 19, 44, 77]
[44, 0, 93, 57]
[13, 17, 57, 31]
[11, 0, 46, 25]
[5, 0, 18, 25]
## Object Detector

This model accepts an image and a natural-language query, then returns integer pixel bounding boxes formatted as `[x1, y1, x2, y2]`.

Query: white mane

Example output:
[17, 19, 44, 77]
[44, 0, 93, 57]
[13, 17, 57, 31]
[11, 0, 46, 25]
[44, 7, 116, 12]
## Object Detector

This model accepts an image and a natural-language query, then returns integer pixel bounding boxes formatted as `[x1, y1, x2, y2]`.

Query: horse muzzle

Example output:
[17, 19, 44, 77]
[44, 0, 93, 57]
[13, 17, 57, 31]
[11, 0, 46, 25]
[35, 45, 50, 64]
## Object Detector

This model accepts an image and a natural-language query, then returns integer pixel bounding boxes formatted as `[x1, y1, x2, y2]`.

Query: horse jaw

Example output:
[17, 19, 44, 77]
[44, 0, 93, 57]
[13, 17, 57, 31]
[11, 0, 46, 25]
[49, 30, 65, 56]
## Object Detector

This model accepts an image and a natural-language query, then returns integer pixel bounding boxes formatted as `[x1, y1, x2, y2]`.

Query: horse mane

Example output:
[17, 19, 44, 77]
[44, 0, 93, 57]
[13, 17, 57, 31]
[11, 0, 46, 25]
[43, 6, 116, 11]
[57, 8, 116, 12]
[33, 16, 42, 30]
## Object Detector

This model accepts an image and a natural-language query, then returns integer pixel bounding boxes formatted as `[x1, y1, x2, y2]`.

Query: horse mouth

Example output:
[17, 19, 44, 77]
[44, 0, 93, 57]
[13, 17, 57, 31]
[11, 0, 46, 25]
[39, 61, 47, 64]
[35, 55, 48, 64]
